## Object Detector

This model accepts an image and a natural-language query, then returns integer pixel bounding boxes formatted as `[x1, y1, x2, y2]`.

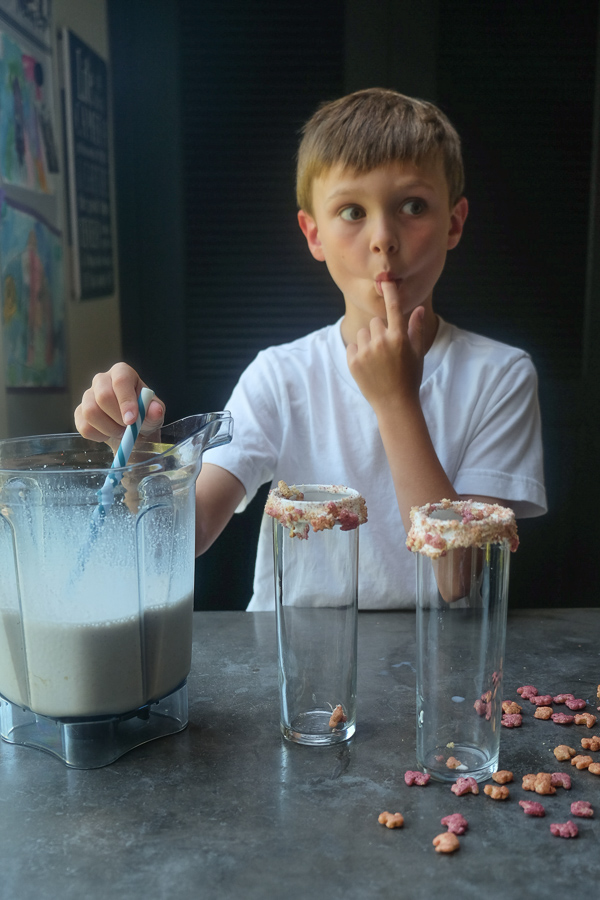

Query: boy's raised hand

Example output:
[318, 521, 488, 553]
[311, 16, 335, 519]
[346, 280, 426, 413]
[75, 362, 165, 443]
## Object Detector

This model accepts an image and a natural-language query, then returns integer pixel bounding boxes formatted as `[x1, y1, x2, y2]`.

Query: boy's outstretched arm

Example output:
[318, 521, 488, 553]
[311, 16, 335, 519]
[75, 363, 245, 558]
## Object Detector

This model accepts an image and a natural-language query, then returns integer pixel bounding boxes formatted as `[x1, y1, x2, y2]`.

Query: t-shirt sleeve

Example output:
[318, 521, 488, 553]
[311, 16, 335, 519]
[453, 355, 547, 517]
[202, 351, 282, 510]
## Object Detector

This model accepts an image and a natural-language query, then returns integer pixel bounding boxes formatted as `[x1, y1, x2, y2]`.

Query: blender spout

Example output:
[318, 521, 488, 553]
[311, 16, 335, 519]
[159, 411, 233, 460]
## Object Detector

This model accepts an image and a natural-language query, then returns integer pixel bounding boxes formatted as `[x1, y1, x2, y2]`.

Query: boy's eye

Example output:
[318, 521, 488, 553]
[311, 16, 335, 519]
[402, 199, 426, 216]
[339, 206, 365, 221]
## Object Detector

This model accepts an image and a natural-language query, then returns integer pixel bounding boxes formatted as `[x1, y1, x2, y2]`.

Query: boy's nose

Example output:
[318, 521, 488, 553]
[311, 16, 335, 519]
[369, 218, 398, 255]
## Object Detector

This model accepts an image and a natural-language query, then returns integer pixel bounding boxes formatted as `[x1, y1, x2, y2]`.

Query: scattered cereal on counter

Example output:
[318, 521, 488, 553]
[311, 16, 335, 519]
[574, 713, 596, 729]
[433, 832, 460, 853]
[519, 800, 546, 817]
[440, 813, 468, 835]
[565, 698, 586, 711]
[378, 811, 404, 829]
[517, 685, 538, 699]
[570, 800, 593, 818]
[588, 763, 600, 775]
[550, 772, 571, 790]
[553, 693, 575, 705]
[571, 755, 593, 770]
[581, 735, 600, 751]
[522, 773, 555, 795]
[531, 694, 554, 707]
[550, 820, 578, 839]
[446, 756, 462, 769]
[404, 770, 430, 786]
[484, 784, 509, 800]
[553, 745, 576, 761]
[502, 701, 522, 715]
[501, 713, 522, 728]
[534, 707, 553, 720]
[328, 704, 347, 728]
[492, 770, 513, 784]
[473, 699, 487, 716]
[451, 777, 479, 796]
[551, 713, 574, 725]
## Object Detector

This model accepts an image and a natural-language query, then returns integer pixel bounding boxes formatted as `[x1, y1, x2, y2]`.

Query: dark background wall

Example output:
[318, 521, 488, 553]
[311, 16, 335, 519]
[108, 0, 600, 610]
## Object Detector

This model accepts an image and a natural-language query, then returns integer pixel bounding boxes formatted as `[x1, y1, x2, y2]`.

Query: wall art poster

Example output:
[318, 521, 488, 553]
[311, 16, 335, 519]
[0, 29, 57, 192]
[0, 193, 65, 387]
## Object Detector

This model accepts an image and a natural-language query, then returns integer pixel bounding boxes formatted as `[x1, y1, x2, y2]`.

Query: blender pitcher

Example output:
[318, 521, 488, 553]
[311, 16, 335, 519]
[0, 411, 232, 768]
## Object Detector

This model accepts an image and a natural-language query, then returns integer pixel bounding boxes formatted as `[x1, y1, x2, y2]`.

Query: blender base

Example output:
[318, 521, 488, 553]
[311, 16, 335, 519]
[0, 681, 188, 769]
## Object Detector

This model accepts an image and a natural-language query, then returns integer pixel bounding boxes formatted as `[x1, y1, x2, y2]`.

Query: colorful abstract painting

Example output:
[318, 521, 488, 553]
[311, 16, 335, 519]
[0, 30, 56, 193]
[1, 194, 64, 387]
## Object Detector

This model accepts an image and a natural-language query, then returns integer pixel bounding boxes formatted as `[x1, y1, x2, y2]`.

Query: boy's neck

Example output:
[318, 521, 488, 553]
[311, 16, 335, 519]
[340, 305, 439, 354]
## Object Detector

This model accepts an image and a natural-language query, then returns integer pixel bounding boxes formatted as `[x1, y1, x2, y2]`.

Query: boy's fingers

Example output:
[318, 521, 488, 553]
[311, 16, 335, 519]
[407, 306, 425, 356]
[381, 280, 403, 331]
[140, 398, 166, 434]
[107, 363, 144, 425]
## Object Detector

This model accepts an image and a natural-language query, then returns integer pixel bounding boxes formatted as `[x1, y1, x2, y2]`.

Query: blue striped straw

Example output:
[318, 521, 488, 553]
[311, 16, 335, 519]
[96, 386, 155, 515]
[73, 387, 155, 577]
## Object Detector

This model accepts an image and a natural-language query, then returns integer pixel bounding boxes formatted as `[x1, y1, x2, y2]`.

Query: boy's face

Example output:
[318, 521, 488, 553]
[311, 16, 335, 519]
[298, 158, 468, 337]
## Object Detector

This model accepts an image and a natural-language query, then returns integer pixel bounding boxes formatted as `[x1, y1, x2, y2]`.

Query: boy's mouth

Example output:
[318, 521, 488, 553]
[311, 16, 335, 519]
[374, 274, 402, 296]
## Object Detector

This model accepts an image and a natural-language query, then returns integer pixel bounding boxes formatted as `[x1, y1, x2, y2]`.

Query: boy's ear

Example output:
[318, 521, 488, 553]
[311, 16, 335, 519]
[297, 210, 326, 261]
[447, 197, 469, 250]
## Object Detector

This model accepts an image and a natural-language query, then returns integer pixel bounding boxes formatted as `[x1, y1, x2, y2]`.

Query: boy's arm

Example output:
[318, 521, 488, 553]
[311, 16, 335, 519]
[194, 463, 246, 556]
[75, 363, 246, 557]
[346, 281, 470, 532]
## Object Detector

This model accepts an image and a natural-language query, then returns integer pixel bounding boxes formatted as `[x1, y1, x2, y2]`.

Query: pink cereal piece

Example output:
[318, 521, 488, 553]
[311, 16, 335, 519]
[565, 698, 587, 711]
[550, 772, 571, 790]
[553, 693, 575, 704]
[501, 713, 522, 728]
[473, 699, 487, 716]
[570, 800, 594, 818]
[519, 800, 546, 817]
[404, 770, 430, 786]
[451, 777, 479, 796]
[551, 713, 575, 725]
[517, 685, 538, 698]
[441, 813, 468, 835]
[531, 694, 554, 706]
[550, 820, 579, 838]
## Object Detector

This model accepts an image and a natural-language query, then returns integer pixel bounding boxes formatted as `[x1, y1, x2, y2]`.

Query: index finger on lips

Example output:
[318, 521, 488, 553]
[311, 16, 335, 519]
[381, 279, 403, 332]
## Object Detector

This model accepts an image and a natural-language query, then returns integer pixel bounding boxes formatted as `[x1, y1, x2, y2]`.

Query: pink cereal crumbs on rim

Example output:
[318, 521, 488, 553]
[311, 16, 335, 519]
[550, 772, 571, 789]
[501, 713, 522, 728]
[405, 499, 519, 559]
[519, 800, 546, 817]
[404, 770, 430, 786]
[565, 698, 587, 711]
[551, 712, 575, 725]
[570, 801, 594, 818]
[451, 777, 479, 796]
[265, 482, 367, 539]
[550, 821, 579, 839]
[441, 813, 468, 835]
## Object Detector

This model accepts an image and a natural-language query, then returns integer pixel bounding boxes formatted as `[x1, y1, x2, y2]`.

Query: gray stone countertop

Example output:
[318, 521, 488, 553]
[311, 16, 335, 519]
[1, 609, 599, 899]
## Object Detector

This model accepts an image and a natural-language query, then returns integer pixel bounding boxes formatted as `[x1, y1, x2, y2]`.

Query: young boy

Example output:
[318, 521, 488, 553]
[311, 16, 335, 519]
[75, 88, 547, 609]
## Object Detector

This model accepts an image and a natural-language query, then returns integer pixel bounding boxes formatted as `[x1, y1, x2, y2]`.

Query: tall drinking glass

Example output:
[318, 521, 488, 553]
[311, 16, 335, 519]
[266, 482, 367, 746]
[407, 500, 519, 783]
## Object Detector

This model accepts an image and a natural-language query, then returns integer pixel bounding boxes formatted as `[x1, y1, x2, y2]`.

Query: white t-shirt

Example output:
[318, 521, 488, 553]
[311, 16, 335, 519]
[205, 316, 547, 610]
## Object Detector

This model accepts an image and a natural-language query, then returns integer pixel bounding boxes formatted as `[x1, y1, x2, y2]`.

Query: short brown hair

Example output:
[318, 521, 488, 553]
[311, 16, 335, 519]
[296, 88, 464, 213]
